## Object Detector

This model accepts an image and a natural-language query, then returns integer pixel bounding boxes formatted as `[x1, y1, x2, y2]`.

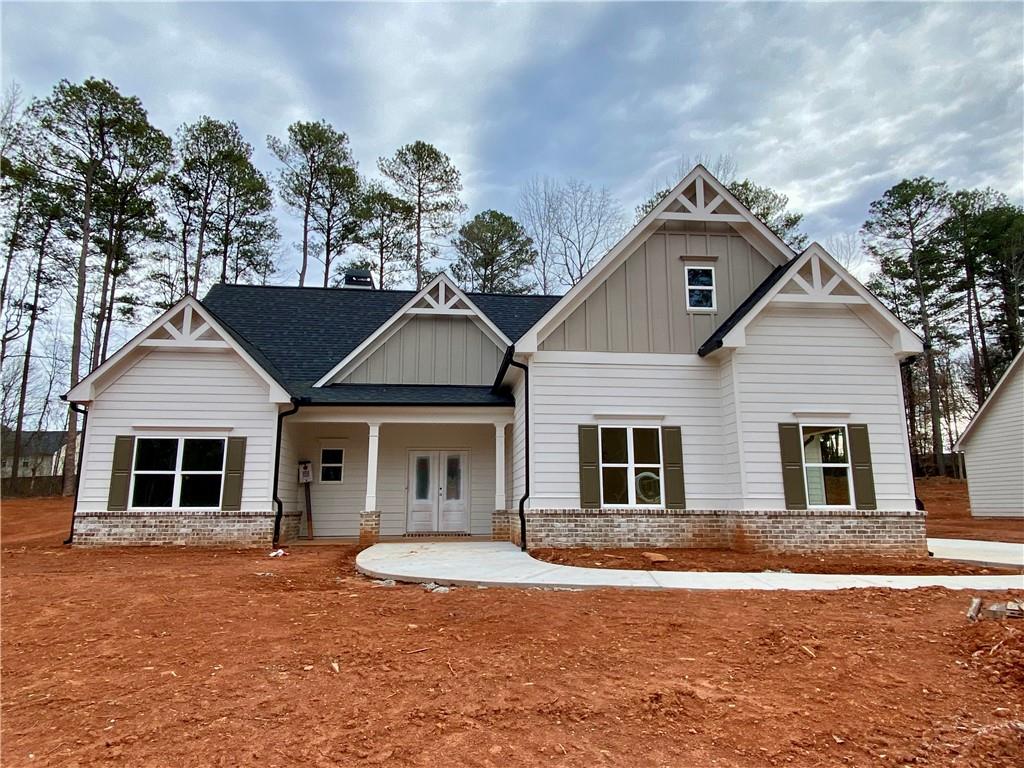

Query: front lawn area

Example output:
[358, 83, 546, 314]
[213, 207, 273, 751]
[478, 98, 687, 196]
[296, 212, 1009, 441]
[2, 497, 1022, 767]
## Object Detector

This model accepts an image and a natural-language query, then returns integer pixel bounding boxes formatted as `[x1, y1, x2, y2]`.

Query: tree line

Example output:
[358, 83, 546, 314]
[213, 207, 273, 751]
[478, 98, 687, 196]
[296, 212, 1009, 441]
[1, 78, 1020, 488]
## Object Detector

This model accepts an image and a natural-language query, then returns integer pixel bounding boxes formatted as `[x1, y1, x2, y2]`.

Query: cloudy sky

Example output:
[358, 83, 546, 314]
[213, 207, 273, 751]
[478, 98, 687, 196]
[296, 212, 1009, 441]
[3, 1, 1022, 283]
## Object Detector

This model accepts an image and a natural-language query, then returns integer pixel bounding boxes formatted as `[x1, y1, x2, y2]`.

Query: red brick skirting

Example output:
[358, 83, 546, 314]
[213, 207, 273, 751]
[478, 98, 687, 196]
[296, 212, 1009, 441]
[513, 508, 927, 555]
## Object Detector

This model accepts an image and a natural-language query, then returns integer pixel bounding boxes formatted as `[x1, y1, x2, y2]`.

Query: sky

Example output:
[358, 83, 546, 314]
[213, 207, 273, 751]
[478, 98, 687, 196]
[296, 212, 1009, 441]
[2, 0, 1022, 285]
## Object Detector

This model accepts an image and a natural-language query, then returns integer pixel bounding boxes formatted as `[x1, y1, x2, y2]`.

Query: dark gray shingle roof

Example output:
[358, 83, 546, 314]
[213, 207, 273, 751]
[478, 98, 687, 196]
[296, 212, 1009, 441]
[201, 284, 560, 404]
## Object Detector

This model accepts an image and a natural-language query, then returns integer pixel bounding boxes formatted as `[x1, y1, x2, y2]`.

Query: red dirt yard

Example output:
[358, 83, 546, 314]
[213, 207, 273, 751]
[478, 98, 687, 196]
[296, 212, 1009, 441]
[2, 496, 1023, 767]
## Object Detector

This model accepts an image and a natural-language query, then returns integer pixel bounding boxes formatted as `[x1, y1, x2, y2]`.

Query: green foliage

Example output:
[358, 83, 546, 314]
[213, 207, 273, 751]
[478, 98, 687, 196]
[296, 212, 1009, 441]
[378, 140, 464, 288]
[451, 210, 536, 294]
[353, 182, 414, 289]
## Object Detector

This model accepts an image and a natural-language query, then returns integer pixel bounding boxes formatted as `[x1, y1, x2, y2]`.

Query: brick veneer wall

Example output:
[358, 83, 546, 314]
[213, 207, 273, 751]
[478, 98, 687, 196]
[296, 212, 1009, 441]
[515, 509, 927, 555]
[279, 512, 302, 544]
[72, 510, 275, 547]
[359, 510, 381, 545]
[491, 509, 511, 542]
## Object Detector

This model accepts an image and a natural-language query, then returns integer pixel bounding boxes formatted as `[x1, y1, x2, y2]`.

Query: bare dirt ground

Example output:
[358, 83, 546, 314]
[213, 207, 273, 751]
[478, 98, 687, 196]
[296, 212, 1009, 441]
[919, 478, 1024, 543]
[2, 498, 1023, 768]
[533, 548, 1023, 575]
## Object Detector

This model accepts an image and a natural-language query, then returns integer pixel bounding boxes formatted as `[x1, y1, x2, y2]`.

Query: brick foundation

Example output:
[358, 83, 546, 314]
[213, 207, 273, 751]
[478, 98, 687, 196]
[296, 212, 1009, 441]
[518, 508, 927, 555]
[359, 510, 381, 545]
[278, 512, 302, 544]
[72, 510, 275, 547]
[491, 509, 512, 541]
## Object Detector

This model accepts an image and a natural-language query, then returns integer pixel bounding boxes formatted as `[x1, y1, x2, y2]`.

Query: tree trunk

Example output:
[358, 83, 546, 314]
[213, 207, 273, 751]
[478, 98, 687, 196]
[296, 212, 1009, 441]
[100, 267, 119, 364]
[415, 183, 423, 290]
[181, 226, 191, 297]
[908, 235, 945, 475]
[91, 213, 116, 371]
[0, 193, 26, 371]
[964, 289, 983, 406]
[64, 164, 95, 496]
[193, 217, 207, 297]
[299, 201, 310, 287]
[968, 269, 995, 393]
[11, 220, 51, 479]
[903, 362, 919, 468]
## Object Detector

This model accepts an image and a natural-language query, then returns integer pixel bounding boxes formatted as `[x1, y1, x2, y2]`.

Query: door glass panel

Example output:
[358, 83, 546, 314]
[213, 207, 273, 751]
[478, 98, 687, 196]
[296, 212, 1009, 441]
[634, 468, 662, 505]
[601, 428, 628, 464]
[445, 455, 462, 501]
[415, 456, 430, 500]
[632, 428, 660, 464]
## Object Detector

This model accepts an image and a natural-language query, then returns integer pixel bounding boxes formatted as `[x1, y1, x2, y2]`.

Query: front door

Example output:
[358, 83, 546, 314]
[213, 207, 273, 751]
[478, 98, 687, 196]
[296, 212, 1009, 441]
[407, 451, 469, 533]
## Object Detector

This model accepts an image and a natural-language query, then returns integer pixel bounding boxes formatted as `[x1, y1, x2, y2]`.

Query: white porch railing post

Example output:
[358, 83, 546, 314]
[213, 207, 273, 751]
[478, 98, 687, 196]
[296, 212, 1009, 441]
[365, 422, 381, 511]
[494, 422, 507, 511]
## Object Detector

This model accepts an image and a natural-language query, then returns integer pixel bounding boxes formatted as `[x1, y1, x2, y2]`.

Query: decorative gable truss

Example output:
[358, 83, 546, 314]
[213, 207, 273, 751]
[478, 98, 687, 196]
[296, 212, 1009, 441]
[657, 173, 748, 225]
[313, 273, 512, 387]
[718, 243, 923, 358]
[66, 296, 292, 403]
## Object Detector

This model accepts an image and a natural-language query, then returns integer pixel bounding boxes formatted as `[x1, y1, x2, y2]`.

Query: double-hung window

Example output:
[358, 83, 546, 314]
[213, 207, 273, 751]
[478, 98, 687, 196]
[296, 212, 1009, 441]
[685, 266, 716, 311]
[599, 426, 663, 507]
[320, 445, 345, 483]
[130, 437, 226, 508]
[800, 425, 854, 507]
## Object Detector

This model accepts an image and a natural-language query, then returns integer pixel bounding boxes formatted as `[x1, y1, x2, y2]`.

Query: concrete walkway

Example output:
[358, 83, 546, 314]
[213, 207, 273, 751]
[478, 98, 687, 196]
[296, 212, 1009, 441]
[356, 541, 1024, 592]
[927, 538, 1024, 568]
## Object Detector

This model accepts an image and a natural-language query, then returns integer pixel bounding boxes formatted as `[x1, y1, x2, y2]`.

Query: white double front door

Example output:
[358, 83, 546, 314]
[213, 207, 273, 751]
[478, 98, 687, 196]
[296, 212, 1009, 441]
[407, 450, 469, 533]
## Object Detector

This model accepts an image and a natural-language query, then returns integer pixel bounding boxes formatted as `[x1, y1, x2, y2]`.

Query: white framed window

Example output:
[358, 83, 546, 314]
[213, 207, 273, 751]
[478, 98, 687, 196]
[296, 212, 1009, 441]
[685, 266, 716, 311]
[319, 444, 345, 483]
[130, 437, 226, 509]
[598, 426, 663, 507]
[800, 425, 854, 508]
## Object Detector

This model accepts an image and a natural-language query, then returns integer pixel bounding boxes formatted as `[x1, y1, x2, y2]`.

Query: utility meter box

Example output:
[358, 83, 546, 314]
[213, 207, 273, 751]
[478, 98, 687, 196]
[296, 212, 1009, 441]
[297, 460, 313, 485]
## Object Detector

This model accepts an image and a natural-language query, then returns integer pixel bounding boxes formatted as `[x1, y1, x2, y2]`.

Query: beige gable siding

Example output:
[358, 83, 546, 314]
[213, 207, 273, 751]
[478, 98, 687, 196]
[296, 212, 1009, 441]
[78, 349, 279, 513]
[734, 304, 916, 511]
[961, 360, 1024, 517]
[540, 227, 774, 353]
[340, 315, 503, 385]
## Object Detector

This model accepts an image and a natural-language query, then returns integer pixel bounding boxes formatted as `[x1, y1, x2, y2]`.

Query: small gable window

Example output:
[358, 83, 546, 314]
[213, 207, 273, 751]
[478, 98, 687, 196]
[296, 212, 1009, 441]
[685, 266, 716, 311]
[320, 445, 345, 483]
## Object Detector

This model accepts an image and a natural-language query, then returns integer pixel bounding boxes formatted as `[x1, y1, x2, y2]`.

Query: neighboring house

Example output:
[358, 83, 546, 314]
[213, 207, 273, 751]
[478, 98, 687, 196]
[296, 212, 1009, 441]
[1, 430, 66, 478]
[65, 166, 926, 554]
[954, 350, 1024, 518]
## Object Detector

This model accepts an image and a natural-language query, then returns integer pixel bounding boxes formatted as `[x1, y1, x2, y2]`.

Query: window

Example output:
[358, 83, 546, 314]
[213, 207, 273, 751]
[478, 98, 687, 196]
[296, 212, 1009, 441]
[131, 437, 225, 509]
[599, 426, 663, 507]
[320, 447, 345, 483]
[685, 266, 716, 311]
[800, 425, 853, 507]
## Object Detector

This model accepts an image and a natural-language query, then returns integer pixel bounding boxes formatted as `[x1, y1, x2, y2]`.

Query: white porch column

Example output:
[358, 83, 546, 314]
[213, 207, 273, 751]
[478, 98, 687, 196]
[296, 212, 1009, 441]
[364, 421, 381, 510]
[494, 422, 508, 510]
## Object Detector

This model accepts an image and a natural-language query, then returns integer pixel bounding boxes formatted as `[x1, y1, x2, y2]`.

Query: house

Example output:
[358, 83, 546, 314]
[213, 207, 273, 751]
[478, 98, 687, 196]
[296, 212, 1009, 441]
[65, 166, 926, 554]
[1, 429, 66, 478]
[953, 350, 1024, 518]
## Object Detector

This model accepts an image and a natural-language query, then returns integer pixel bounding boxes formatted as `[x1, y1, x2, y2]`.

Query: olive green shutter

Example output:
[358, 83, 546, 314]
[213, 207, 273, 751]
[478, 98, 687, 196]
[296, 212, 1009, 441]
[777, 423, 807, 510]
[661, 426, 686, 509]
[578, 425, 600, 509]
[220, 436, 247, 511]
[107, 435, 136, 511]
[847, 424, 877, 510]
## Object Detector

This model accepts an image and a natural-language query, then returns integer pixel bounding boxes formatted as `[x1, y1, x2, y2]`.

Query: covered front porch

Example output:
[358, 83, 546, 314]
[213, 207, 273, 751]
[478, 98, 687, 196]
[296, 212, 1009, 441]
[278, 406, 514, 542]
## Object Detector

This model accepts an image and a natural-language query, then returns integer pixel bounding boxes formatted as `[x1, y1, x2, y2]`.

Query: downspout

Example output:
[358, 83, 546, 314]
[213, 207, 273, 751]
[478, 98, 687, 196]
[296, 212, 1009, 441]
[62, 401, 88, 545]
[507, 354, 530, 552]
[272, 397, 302, 546]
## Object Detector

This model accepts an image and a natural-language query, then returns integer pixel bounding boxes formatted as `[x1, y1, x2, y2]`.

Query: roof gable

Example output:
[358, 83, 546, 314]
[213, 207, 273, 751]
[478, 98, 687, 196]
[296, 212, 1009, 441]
[65, 297, 292, 404]
[954, 348, 1024, 450]
[700, 243, 923, 358]
[516, 164, 796, 352]
[313, 274, 512, 387]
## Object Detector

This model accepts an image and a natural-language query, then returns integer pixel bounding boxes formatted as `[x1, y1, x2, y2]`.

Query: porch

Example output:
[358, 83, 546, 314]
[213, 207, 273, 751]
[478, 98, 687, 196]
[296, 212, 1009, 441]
[278, 406, 514, 542]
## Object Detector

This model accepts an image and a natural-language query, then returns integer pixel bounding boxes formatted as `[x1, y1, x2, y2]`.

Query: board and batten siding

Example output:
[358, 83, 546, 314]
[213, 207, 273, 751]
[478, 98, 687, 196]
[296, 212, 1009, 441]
[527, 353, 738, 509]
[539, 229, 774, 354]
[285, 422, 497, 537]
[733, 304, 916, 511]
[338, 315, 503, 385]
[78, 349, 280, 513]
[961, 358, 1024, 517]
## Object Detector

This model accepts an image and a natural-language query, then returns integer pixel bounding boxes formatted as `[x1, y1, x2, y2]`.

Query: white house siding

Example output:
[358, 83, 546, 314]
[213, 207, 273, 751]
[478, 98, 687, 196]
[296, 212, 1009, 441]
[734, 304, 916, 511]
[527, 353, 732, 509]
[78, 349, 279, 513]
[718, 355, 743, 508]
[285, 421, 497, 537]
[511, 372, 527, 504]
[961, 359, 1024, 517]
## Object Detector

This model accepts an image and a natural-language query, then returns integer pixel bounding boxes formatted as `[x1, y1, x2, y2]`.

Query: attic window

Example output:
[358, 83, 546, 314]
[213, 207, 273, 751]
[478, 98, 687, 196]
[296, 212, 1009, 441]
[685, 266, 716, 311]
